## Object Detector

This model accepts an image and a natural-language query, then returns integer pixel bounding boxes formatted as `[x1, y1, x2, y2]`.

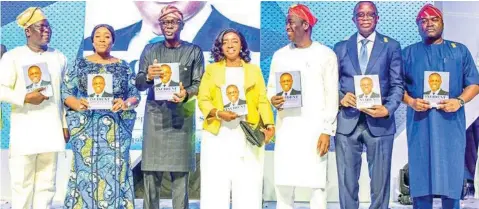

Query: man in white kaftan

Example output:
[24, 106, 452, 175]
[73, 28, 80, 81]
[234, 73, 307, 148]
[0, 7, 68, 209]
[266, 4, 338, 209]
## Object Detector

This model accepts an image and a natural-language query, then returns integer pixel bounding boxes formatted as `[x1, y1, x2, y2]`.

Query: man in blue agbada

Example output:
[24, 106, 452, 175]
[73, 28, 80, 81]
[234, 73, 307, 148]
[402, 4, 479, 209]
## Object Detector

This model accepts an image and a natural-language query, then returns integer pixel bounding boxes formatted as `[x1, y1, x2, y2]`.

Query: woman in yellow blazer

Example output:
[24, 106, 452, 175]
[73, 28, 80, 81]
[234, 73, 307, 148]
[198, 28, 275, 209]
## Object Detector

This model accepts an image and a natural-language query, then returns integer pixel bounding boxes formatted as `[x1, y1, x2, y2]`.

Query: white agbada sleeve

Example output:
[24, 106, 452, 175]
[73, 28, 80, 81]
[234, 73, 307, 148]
[320, 52, 339, 136]
[60, 55, 68, 128]
[267, 52, 278, 103]
[0, 52, 26, 106]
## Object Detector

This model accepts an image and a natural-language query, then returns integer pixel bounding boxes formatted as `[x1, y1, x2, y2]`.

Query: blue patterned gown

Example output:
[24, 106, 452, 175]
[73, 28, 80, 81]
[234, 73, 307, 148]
[61, 58, 140, 209]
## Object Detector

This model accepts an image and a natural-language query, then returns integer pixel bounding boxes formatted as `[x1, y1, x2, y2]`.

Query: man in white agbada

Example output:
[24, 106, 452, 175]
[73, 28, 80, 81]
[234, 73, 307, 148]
[267, 4, 339, 209]
[0, 7, 68, 209]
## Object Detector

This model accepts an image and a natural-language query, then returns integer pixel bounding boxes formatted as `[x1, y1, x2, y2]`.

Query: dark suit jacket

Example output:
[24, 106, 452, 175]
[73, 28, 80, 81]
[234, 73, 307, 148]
[26, 80, 51, 89]
[89, 92, 113, 97]
[224, 99, 246, 108]
[424, 89, 448, 95]
[155, 80, 179, 88]
[334, 32, 404, 137]
[358, 92, 380, 98]
[276, 88, 301, 96]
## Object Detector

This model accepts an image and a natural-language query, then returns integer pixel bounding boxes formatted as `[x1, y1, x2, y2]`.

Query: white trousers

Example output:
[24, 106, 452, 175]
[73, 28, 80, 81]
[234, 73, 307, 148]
[9, 152, 58, 209]
[200, 124, 264, 209]
[275, 185, 327, 209]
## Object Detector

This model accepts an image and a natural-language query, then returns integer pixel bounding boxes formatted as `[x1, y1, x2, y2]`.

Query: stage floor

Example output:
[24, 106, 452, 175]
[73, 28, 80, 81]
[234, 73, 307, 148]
[1, 199, 478, 209]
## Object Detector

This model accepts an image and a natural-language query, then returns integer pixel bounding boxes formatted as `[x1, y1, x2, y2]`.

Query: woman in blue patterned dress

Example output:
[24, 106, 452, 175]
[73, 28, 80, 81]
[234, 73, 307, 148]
[61, 24, 140, 209]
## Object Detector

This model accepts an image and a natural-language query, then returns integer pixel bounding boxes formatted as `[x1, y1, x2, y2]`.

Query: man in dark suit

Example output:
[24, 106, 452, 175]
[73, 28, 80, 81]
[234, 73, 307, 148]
[333, 2, 404, 209]
[424, 72, 448, 95]
[154, 64, 179, 88]
[26, 65, 51, 90]
[358, 76, 380, 98]
[224, 84, 246, 107]
[89, 75, 113, 97]
[276, 72, 301, 96]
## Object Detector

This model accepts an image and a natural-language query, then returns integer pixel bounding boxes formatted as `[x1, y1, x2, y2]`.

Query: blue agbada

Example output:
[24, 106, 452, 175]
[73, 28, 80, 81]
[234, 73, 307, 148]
[403, 40, 479, 199]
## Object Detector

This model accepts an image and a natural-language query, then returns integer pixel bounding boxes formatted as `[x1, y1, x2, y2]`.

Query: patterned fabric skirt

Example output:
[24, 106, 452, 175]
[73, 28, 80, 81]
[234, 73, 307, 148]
[64, 112, 134, 209]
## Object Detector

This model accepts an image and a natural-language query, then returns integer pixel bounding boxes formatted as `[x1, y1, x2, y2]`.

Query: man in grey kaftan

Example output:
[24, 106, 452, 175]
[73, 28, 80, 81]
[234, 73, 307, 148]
[135, 5, 204, 209]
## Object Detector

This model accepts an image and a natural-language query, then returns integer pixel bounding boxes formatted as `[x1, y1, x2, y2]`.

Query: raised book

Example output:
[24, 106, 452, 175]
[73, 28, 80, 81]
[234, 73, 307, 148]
[154, 63, 180, 100]
[221, 83, 248, 116]
[354, 75, 382, 109]
[275, 71, 302, 108]
[87, 73, 113, 110]
[423, 71, 449, 108]
[23, 63, 53, 97]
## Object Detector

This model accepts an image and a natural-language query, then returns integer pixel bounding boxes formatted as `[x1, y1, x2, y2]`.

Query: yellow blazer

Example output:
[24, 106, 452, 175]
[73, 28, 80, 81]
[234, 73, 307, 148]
[198, 60, 274, 135]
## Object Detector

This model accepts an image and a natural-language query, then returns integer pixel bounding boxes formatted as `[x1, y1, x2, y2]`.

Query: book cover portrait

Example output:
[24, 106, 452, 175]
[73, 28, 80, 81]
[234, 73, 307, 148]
[23, 63, 53, 97]
[275, 71, 302, 108]
[154, 63, 180, 100]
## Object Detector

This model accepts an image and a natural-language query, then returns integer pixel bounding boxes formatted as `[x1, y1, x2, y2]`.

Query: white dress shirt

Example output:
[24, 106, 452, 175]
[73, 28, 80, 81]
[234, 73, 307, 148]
[282, 89, 292, 96]
[160, 81, 171, 87]
[94, 91, 105, 97]
[429, 89, 441, 95]
[32, 82, 41, 89]
[357, 31, 376, 61]
[225, 67, 245, 93]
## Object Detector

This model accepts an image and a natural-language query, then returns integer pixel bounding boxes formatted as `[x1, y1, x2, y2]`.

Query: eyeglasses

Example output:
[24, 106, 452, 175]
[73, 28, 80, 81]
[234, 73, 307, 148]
[30, 24, 51, 31]
[159, 19, 182, 27]
[355, 12, 377, 20]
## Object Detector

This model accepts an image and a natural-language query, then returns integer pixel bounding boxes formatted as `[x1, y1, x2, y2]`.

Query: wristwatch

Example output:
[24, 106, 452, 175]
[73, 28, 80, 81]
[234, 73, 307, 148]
[456, 97, 465, 107]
